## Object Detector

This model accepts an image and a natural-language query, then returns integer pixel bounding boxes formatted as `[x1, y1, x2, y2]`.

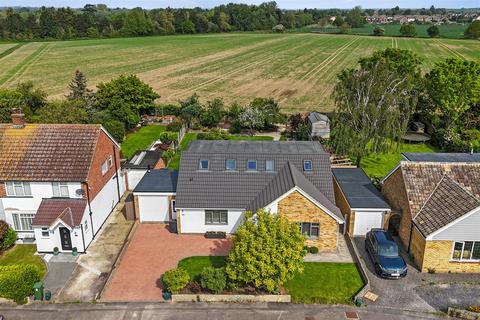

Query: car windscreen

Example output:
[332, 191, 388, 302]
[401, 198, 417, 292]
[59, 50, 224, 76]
[378, 243, 399, 257]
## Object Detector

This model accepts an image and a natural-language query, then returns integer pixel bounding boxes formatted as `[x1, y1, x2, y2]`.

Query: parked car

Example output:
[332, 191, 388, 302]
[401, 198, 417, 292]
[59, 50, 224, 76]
[365, 229, 407, 279]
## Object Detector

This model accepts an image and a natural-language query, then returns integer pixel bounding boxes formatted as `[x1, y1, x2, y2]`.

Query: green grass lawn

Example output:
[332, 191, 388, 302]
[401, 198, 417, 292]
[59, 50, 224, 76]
[285, 262, 364, 304]
[360, 143, 438, 179]
[228, 135, 274, 141]
[168, 132, 198, 170]
[121, 125, 167, 159]
[0, 245, 46, 278]
[178, 256, 228, 281]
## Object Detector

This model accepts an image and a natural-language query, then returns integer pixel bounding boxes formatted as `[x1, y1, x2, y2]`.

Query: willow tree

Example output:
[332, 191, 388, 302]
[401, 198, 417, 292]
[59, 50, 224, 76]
[331, 57, 418, 167]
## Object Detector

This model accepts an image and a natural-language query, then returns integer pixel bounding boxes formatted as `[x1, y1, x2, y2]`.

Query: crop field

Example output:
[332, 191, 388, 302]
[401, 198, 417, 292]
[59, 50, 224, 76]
[0, 33, 479, 112]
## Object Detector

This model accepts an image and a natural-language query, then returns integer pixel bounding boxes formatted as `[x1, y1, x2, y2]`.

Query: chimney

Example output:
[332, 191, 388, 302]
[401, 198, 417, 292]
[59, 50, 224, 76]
[11, 108, 25, 129]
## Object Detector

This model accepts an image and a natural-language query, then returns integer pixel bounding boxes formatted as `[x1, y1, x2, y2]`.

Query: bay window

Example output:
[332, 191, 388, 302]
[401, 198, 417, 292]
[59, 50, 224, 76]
[12, 213, 35, 231]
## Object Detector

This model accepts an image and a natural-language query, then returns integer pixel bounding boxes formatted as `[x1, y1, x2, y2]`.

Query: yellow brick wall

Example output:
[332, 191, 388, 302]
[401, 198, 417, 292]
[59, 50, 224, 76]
[278, 191, 339, 252]
[333, 178, 355, 235]
[382, 168, 412, 249]
[409, 227, 426, 270]
[422, 240, 480, 273]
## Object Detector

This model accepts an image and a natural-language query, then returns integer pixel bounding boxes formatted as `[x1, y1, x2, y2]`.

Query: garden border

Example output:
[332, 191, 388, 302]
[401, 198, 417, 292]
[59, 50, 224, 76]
[172, 294, 291, 303]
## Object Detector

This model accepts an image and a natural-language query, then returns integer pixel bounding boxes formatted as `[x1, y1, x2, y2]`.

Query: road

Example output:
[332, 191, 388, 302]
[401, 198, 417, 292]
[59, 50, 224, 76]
[0, 302, 443, 320]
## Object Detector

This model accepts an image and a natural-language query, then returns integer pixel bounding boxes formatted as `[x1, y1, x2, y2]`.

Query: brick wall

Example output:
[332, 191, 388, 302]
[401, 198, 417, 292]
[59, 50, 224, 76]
[133, 195, 140, 220]
[382, 167, 412, 248]
[278, 191, 339, 252]
[154, 159, 166, 169]
[423, 240, 480, 273]
[0, 182, 5, 197]
[86, 130, 121, 201]
[333, 177, 354, 235]
[409, 227, 426, 270]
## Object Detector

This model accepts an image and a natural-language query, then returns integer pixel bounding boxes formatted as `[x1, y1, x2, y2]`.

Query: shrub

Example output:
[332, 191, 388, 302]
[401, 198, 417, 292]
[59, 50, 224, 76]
[2, 228, 16, 251]
[162, 268, 190, 293]
[309, 246, 319, 254]
[0, 220, 9, 243]
[427, 267, 436, 274]
[197, 128, 230, 140]
[0, 264, 41, 304]
[162, 147, 175, 164]
[199, 267, 226, 294]
[467, 306, 480, 313]
[228, 120, 242, 134]
[166, 120, 183, 132]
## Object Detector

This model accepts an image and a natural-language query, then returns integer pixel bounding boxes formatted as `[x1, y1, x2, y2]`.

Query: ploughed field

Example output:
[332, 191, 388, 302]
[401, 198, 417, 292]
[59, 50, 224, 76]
[0, 33, 479, 112]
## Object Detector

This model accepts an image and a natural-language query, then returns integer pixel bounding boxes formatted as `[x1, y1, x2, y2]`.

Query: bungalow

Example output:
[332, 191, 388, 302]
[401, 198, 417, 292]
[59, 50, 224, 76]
[0, 112, 125, 253]
[382, 153, 480, 273]
[133, 140, 344, 252]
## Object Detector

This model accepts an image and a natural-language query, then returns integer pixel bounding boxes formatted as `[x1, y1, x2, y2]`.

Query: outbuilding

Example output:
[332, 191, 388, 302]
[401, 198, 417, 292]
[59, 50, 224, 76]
[124, 150, 165, 191]
[333, 168, 391, 236]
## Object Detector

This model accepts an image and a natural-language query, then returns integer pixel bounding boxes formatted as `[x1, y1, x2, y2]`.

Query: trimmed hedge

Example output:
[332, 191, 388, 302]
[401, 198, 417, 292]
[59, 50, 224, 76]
[2, 228, 17, 251]
[0, 264, 41, 304]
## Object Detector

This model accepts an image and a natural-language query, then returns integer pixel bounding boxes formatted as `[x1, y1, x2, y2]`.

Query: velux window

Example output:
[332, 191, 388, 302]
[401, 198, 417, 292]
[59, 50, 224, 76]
[303, 160, 313, 171]
[199, 159, 209, 170]
[226, 159, 236, 171]
[452, 241, 480, 261]
[5, 182, 32, 196]
[247, 160, 257, 171]
[266, 160, 274, 171]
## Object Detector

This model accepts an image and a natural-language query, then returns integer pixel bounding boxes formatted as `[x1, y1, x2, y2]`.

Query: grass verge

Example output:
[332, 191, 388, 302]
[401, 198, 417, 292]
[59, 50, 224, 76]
[0, 245, 46, 278]
[121, 125, 167, 159]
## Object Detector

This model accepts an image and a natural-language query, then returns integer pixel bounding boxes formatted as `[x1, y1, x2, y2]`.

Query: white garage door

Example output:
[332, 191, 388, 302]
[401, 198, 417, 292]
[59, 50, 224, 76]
[353, 211, 384, 236]
[138, 195, 170, 222]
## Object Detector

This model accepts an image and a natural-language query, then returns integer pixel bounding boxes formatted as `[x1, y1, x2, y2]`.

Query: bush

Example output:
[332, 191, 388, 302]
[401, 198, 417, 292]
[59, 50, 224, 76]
[2, 228, 16, 251]
[228, 120, 242, 134]
[157, 104, 180, 116]
[162, 268, 190, 293]
[0, 220, 9, 243]
[162, 147, 175, 164]
[0, 264, 41, 304]
[166, 120, 183, 132]
[467, 306, 480, 313]
[197, 128, 230, 140]
[309, 246, 319, 254]
[199, 267, 226, 294]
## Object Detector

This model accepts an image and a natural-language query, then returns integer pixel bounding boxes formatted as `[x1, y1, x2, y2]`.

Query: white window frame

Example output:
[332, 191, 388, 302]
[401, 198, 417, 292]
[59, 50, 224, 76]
[101, 160, 108, 176]
[41, 227, 49, 237]
[205, 210, 228, 225]
[451, 241, 480, 262]
[12, 213, 35, 231]
[52, 182, 69, 198]
[108, 155, 113, 168]
[5, 181, 32, 197]
[299, 222, 320, 239]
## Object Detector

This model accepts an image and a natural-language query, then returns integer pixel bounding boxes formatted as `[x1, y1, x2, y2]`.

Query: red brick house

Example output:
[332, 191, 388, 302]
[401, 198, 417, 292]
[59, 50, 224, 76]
[0, 112, 125, 253]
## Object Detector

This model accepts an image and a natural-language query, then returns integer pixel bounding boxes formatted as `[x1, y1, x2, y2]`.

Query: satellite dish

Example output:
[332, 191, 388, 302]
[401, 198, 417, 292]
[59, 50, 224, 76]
[75, 189, 85, 197]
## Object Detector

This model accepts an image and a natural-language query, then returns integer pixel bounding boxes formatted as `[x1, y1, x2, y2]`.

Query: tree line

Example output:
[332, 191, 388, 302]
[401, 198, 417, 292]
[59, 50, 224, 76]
[0, 2, 331, 40]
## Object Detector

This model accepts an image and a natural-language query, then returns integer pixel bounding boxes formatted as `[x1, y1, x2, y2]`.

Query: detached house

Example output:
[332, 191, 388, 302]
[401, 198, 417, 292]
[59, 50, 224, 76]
[382, 153, 480, 273]
[0, 112, 125, 253]
[133, 140, 344, 252]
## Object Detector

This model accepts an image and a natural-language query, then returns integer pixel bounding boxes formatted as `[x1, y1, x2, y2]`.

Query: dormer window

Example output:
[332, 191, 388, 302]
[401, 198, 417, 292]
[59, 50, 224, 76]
[266, 160, 274, 171]
[226, 159, 236, 171]
[199, 159, 209, 170]
[247, 160, 257, 171]
[303, 160, 313, 171]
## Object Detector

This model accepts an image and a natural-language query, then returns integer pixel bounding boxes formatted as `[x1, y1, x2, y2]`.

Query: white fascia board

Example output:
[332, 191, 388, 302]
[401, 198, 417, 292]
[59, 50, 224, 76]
[426, 206, 480, 240]
[380, 162, 402, 185]
[175, 207, 246, 211]
[351, 208, 391, 212]
[133, 192, 176, 196]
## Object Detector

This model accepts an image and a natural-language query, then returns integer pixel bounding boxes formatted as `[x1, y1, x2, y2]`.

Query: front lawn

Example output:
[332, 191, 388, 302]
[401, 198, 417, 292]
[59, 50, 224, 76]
[168, 133, 198, 170]
[0, 245, 46, 278]
[178, 256, 228, 281]
[285, 262, 364, 304]
[121, 125, 167, 159]
[360, 143, 438, 179]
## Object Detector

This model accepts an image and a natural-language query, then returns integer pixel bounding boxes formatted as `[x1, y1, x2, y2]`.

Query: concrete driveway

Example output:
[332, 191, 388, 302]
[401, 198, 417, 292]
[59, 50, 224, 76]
[354, 236, 480, 312]
[101, 224, 232, 302]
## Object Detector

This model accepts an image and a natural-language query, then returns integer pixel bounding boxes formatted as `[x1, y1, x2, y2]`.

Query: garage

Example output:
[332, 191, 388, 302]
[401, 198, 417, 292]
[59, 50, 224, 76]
[333, 168, 391, 236]
[133, 169, 178, 223]
[353, 210, 385, 236]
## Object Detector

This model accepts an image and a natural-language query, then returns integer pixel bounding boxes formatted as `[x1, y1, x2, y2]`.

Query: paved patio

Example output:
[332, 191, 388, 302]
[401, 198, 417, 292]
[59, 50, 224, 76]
[101, 224, 232, 302]
[42, 253, 78, 298]
[303, 236, 353, 263]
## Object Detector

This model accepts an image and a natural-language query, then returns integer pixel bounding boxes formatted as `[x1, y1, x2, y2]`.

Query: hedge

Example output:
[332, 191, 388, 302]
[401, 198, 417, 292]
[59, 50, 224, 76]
[0, 264, 41, 304]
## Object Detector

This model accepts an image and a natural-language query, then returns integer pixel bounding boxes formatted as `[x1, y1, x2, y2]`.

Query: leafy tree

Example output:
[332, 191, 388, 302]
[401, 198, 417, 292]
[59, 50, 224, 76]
[333, 15, 344, 27]
[359, 48, 422, 79]
[464, 20, 480, 39]
[199, 98, 224, 127]
[287, 113, 310, 141]
[225, 209, 306, 293]
[238, 105, 265, 135]
[86, 26, 100, 38]
[15, 82, 47, 114]
[331, 56, 418, 166]
[96, 74, 159, 129]
[102, 119, 125, 143]
[248, 97, 284, 129]
[427, 25, 440, 38]
[179, 94, 203, 127]
[399, 24, 416, 37]
[339, 23, 351, 34]
[345, 6, 366, 28]
[424, 58, 480, 132]
[34, 100, 88, 124]
[373, 26, 384, 36]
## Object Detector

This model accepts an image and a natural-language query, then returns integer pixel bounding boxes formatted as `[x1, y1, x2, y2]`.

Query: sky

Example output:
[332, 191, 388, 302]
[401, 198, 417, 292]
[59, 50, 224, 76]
[2, 0, 479, 9]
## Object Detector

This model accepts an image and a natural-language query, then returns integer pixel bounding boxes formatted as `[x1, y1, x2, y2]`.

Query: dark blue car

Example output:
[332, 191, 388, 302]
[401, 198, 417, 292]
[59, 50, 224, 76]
[365, 229, 407, 279]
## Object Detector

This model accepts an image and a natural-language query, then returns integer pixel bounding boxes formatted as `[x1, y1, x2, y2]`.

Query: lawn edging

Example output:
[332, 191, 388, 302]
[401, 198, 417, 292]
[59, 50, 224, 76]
[344, 234, 370, 304]
[172, 294, 291, 303]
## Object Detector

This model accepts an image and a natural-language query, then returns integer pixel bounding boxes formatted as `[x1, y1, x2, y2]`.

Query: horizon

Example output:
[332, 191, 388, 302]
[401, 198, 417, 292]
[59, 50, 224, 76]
[2, 1, 480, 10]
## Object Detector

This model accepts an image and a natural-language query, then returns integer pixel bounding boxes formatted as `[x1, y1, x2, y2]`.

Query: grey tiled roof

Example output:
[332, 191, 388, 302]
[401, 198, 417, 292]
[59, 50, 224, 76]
[403, 152, 480, 163]
[332, 168, 390, 209]
[413, 176, 480, 237]
[248, 162, 343, 220]
[134, 169, 178, 193]
[308, 112, 329, 124]
[175, 140, 337, 212]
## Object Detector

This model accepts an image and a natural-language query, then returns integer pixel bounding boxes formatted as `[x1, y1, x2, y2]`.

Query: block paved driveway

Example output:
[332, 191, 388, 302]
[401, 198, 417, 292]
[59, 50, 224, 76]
[102, 224, 232, 302]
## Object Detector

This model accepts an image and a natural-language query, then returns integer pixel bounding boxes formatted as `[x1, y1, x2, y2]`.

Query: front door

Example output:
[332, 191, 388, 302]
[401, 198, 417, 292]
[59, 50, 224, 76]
[59, 227, 72, 251]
